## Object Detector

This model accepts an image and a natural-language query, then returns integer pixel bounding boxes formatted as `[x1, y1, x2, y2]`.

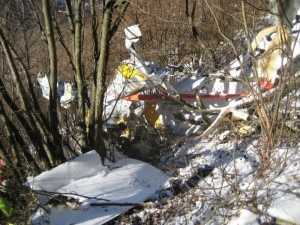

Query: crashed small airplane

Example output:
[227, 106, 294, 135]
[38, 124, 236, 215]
[104, 4, 300, 137]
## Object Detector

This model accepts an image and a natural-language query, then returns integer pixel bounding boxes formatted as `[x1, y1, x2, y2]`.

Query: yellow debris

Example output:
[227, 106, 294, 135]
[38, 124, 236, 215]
[239, 125, 252, 136]
[118, 65, 146, 80]
[143, 100, 164, 128]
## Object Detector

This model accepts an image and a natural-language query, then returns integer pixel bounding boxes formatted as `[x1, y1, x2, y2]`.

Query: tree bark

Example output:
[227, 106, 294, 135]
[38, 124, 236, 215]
[93, 0, 130, 161]
[87, 0, 98, 148]
[42, 0, 64, 162]
[94, 0, 114, 160]
[74, 0, 89, 152]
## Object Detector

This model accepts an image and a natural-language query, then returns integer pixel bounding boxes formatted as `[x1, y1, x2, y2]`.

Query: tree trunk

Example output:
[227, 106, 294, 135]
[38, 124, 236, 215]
[74, 0, 88, 152]
[42, 0, 64, 163]
[87, 0, 98, 148]
[93, 0, 130, 160]
[94, 1, 114, 160]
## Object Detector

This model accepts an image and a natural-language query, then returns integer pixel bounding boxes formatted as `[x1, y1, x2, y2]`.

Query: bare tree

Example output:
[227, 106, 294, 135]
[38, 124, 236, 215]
[74, 0, 89, 151]
[90, 0, 130, 160]
[0, 0, 131, 178]
[42, 0, 65, 162]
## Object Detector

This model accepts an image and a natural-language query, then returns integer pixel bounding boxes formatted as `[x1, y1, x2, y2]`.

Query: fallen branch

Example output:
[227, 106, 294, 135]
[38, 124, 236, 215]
[200, 107, 235, 138]
[199, 88, 278, 138]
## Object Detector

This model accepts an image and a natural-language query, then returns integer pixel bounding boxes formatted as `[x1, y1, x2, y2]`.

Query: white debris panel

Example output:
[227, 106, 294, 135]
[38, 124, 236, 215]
[34, 73, 77, 109]
[28, 150, 169, 225]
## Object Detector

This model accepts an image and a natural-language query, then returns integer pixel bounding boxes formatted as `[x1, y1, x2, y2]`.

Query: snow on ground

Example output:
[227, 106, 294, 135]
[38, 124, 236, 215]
[118, 131, 300, 225]
[28, 90, 300, 225]
[108, 12, 300, 224]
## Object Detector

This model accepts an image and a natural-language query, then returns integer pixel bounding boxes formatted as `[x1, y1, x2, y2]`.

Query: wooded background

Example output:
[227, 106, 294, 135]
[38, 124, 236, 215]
[0, 0, 269, 222]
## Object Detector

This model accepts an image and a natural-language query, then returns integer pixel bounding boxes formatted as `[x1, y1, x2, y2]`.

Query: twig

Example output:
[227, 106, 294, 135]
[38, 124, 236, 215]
[33, 189, 110, 202]
[90, 202, 144, 207]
